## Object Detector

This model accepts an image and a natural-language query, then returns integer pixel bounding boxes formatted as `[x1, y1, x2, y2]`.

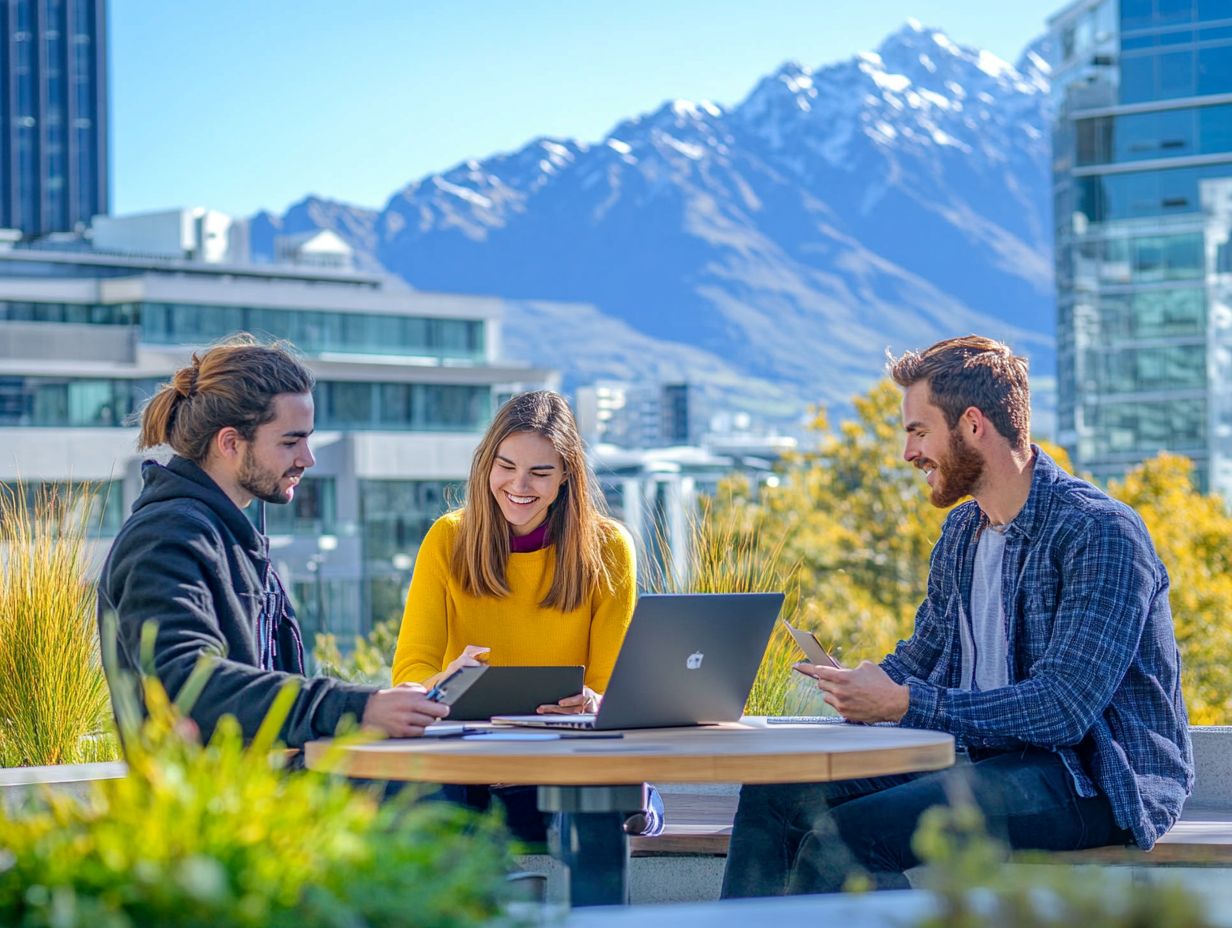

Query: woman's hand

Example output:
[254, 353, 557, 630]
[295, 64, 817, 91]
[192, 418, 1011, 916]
[537, 686, 601, 715]
[438, 644, 490, 683]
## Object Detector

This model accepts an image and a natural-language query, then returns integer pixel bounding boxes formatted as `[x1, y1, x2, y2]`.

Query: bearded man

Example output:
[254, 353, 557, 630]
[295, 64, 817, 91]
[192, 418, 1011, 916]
[721, 335, 1193, 897]
[98, 335, 447, 751]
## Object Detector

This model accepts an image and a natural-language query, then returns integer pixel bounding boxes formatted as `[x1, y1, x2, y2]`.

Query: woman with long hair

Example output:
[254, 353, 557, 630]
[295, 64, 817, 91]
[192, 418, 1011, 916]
[393, 390, 660, 839]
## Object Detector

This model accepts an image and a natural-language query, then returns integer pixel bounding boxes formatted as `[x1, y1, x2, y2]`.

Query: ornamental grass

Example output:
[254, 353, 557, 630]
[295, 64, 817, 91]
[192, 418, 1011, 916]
[644, 493, 825, 717]
[0, 484, 118, 767]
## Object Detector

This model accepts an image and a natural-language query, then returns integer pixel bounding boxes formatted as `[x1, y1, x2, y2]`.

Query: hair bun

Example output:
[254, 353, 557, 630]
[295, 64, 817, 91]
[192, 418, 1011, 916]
[172, 365, 199, 399]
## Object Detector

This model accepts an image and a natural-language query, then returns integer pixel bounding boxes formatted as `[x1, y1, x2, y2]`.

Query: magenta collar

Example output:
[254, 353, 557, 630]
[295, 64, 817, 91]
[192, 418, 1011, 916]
[509, 520, 551, 553]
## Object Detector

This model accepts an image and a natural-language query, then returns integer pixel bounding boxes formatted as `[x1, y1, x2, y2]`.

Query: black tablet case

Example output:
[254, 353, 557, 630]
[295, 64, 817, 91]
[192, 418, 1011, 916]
[446, 665, 584, 720]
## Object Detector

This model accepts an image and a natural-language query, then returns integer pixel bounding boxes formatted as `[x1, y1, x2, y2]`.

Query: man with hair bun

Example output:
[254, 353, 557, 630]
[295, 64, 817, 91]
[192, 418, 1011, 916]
[722, 334, 1192, 898]
[98, 335, 448, 750]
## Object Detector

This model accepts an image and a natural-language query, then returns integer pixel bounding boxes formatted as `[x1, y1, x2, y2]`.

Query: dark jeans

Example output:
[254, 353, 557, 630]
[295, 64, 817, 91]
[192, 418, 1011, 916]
[439, 784, 550, 846]
[721, 747, 1131, 898]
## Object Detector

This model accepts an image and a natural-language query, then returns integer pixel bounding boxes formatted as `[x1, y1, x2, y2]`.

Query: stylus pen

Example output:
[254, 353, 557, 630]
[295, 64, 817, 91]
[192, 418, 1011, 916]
[556, 732, 624, 739]
[420, 727, 483, 739]
[458, 731, 625, 740]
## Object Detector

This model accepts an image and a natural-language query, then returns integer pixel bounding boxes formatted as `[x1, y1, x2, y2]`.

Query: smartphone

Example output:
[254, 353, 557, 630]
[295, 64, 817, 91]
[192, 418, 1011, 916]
[425, 665, 488, 705]
[783, 619, 841, 669]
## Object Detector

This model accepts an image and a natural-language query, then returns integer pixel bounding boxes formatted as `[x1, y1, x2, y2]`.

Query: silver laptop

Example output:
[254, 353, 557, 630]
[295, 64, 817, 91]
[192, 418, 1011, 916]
[491, 592, 784, 730]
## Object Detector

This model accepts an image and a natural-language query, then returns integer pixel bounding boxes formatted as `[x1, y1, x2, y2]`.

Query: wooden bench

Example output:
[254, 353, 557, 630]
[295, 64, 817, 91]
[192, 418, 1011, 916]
[631, 791, 1232, 867]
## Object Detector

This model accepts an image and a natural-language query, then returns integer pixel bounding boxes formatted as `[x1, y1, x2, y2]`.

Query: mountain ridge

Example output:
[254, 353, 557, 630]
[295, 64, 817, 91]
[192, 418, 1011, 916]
[251, 22, 1056, 430]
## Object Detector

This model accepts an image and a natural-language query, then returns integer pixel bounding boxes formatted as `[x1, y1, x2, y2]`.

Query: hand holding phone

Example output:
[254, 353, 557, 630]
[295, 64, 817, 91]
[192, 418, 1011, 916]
[783, 618, 841, 669]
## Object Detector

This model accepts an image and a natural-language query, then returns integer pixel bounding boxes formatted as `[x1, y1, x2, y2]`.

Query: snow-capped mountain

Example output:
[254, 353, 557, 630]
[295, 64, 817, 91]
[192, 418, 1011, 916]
[252, 22, 1055, 428]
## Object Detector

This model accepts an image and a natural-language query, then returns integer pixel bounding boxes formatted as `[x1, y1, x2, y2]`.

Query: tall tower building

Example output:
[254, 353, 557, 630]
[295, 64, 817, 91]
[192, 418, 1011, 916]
[1050, 0, 1232, 499]
[1, 0, 108, 238]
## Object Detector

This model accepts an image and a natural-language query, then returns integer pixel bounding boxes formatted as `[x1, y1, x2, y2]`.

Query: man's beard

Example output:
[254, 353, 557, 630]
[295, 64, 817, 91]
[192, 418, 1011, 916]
[239, 446, 299, 505]
[926, 428, 984, 508]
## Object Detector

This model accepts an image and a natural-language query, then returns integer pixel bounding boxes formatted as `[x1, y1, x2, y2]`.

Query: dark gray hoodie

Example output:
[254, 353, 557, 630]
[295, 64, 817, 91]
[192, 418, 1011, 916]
[98, 455, 372, 748]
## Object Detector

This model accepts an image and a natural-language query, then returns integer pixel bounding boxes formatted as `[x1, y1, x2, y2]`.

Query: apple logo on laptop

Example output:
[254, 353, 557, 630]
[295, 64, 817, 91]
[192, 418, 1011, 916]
[686, 651, 704, 670]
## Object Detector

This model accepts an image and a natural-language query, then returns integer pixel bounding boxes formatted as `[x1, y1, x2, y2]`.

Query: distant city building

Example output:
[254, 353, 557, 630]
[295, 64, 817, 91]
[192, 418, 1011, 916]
[274, 229, 354, 271]
[575, 380, 700, 449]
[1049, 0, 1232, 500]
[1, 0, 108, 239]
[593, 433, 796, 585]
[92, 208, 249, 264]
[0, 226, 555, 640]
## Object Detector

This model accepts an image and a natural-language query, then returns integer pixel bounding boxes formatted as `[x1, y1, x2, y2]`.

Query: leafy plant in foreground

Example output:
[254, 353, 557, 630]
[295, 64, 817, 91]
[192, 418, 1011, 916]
[912, 803, 1215, 928]
[0, 672, 517, 927]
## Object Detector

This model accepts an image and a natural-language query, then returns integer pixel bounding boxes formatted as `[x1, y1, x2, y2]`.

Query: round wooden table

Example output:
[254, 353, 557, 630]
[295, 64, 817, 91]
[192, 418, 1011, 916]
[305, 719, 954, 906]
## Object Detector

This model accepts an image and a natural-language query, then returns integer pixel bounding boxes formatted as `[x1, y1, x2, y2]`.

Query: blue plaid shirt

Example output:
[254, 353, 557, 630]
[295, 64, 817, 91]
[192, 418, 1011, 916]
[882, 448, 1193, 850]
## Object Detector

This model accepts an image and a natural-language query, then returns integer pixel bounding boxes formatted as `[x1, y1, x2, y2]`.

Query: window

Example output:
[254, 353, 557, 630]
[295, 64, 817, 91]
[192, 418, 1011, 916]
[416, 384, 491, 430]
[1160, 49, 1197, 98]
[359, 478, 459, 629]
[378, 383, 414, 426]
[314, 382, 490, 432]
[67, 380, 118, 426]
[0, 480, 123, 537]
[1158, 0, 1196, 26]
[1129, 233, 1204, 281]
[257, 476, 336, 536]
[1198, 44, 1232, 95]
[288, 578, 355, 640]
[321, 382, 375, 428]
[138, 303, 485, 362]
[1077, 163, 1232, 223]
[359, 479, 457, 566]
[1198, 0, 1232, 23]
[1100, 287, 1206, 338]
[0, 377, 150, 427]
[1084, 397, 1206, 456]
[1120, 55, 1156, 105]
[0, 300, 133, 325]
[1121, 0, 1156, 31]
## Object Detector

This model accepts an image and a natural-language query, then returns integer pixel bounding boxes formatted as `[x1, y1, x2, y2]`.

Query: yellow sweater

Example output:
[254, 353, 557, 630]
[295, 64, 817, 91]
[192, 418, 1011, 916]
[392, 510, 637, 692]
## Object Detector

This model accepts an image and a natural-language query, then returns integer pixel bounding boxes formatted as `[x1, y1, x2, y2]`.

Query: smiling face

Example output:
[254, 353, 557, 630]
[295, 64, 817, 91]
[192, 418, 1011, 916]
[488, 430, 567, 536]
[236, 392, 316, 506]
[902, 381, 985, 508]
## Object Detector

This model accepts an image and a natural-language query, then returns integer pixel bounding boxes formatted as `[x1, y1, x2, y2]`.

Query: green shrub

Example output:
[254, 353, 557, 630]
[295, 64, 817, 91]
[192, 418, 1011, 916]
[911, 803, 1215, 928]
[0, 483, 119, 767]
[313, 616, 399, 686]
[0, 676, 517, 927]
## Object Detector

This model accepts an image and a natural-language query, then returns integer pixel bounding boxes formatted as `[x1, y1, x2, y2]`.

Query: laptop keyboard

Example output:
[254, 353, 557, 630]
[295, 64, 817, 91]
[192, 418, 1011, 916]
[765, 716, 846, 725]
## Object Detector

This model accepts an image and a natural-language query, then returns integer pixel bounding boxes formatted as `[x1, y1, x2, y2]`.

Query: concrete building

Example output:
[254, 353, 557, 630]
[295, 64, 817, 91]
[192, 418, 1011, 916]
[593, 432, 796, 586]
[92, 208, 250, 265]
[274, 229, 353, 271]
[1050, 0, 1232, 498]
[575, 380, 700, 450]
[1, 0, 108, 238]
[0, 229, 553, 641]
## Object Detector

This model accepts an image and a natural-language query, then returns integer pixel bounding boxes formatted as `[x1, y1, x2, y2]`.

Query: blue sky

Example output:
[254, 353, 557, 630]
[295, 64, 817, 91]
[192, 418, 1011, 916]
[111, 1, 1056, 218]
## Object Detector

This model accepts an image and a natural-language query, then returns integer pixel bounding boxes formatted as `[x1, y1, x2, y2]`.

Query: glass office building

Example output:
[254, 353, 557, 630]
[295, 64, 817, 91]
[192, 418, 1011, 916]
[1, 0, 108, 238]
[0, 244, 553, 640]
[1050, 0, 1232, 499]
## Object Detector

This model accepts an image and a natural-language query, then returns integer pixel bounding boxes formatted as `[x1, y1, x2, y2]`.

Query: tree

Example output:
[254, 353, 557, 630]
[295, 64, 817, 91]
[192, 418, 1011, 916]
[712, 379, 1231, 724]
[1109, 456, 1232, 724]
[713, 380, 947, 666]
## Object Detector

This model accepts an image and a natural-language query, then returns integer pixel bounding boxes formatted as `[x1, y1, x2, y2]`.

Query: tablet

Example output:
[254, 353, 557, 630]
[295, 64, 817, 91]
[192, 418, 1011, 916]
[445, 665, 585, 720]
[426, 664, 488, 705]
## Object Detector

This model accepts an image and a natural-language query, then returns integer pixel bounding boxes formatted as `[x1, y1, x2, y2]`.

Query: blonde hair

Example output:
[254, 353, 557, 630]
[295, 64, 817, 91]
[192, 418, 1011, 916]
[138, 334, 315, 462]
[452, 391, 614, 611]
